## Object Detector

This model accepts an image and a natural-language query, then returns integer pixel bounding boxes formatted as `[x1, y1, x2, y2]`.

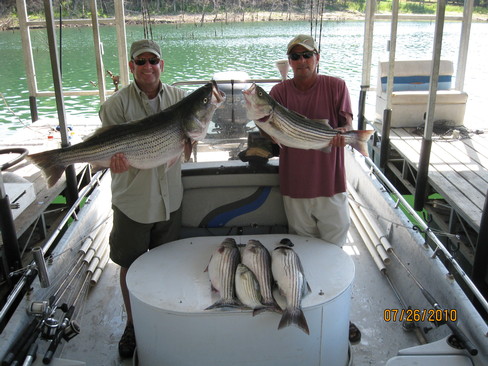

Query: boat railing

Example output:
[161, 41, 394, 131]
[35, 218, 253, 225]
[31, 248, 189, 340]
[172, 78, 282, 87]
[0, 169, 107, 332]
[362, 154, 488, 315]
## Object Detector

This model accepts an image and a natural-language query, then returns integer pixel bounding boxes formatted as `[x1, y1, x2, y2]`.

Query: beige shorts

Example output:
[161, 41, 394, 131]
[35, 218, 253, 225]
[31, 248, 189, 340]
[283, 193, 350, 247]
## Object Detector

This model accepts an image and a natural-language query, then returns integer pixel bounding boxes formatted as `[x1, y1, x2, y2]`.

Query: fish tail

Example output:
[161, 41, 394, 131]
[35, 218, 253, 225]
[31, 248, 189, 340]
[262, 299, 283, 314]
[253, 302, 282, 316]
[26, 150, 66, 188]
[349, 130, 374, 157]
[205, 298, 241, 310]
[278, 308, 310, 335]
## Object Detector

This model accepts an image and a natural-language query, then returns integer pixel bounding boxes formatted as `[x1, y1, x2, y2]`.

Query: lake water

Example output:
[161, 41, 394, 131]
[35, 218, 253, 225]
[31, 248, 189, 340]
[0, 20, 487, 137]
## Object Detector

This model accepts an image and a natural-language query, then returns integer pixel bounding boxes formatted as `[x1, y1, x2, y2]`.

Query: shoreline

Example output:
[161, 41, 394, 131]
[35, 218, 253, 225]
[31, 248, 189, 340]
[1, 10, 487, 30]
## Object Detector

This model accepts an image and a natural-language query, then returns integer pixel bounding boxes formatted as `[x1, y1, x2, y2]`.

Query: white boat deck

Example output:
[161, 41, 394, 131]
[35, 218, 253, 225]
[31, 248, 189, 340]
[2, 151, 487, 366]
[53, 224, 420, 366]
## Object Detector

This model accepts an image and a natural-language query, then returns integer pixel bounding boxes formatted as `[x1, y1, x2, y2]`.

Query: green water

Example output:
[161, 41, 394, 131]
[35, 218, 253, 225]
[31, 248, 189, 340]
[0, 20, 487, 135]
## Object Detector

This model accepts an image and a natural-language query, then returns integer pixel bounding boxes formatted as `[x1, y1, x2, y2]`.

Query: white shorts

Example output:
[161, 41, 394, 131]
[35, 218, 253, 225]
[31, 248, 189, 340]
[283, 193, 350, 247]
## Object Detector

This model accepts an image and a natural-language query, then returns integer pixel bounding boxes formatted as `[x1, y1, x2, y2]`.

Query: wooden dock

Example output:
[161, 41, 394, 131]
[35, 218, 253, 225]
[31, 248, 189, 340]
[369, 123, 488, 266]
[389, 128, 487, 231]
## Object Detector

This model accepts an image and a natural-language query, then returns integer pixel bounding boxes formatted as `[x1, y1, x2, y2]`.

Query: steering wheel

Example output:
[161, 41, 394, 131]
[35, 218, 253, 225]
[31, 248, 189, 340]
[0, 148, 29, 171]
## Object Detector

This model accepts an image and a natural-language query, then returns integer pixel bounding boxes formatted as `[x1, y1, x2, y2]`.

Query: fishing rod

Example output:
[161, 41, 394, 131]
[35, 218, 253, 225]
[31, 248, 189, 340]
[1, 316, 41, 366]
[41, 223, 110, 364]
[389, 249, 478, 356]
[42, 305, 75, 364]
[362, 154, 488, 315]
[1, 219, 111, 365]
[0, 171, 105, 332]
[14, 240, 108, 365]
[42, 237, 110, 364]
[348, 181, 478, 354]
[42, 217, 109, 312]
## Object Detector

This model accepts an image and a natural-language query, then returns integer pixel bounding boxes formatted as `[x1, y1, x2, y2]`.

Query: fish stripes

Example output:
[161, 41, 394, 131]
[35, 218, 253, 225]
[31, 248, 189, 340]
[242, 240, 280, 313]
[205, 238, 241, 310]
[27, 82, 225, 187]
[271, 245, 310, 335]
[242, 83, 374, 156]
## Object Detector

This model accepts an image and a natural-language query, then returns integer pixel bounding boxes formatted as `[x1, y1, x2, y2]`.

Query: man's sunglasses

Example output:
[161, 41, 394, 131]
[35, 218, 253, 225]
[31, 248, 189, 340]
[288, 51, 316, 61]
[132, 57, 160, 66]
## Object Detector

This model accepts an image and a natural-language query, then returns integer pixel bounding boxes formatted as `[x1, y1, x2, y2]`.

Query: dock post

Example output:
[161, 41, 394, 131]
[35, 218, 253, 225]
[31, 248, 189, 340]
[43, 0, 79, 203]
[413, 140, 432, 211]
[414, 0, 446, 211]
[357, 90, 366, 131]
[28, 96, 38, 122]
[358, 0, 376, 131]
[379, 108, 391, 170]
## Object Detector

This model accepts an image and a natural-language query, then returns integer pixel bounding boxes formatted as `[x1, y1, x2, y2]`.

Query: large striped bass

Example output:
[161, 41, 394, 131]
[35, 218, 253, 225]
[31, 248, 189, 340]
[271, 245, 311, 335]
[242, 83, 373, 156]
[27, 81, 225, 187]
[241, 239, 281, 314]
[205, 237, 241, 310]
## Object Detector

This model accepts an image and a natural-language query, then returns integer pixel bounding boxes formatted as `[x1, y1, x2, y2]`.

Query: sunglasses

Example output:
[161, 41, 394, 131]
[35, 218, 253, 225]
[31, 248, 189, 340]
[288, 51, 316, 61]
[132, 57, 160, 66]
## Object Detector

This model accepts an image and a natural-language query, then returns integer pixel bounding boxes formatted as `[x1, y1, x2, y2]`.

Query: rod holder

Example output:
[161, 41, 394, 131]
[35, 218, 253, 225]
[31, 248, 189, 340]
[32, 246, 50, 288]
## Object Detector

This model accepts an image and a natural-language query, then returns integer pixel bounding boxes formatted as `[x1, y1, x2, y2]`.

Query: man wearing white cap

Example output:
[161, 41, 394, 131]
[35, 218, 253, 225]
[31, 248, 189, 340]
[269, 34, 361, 344]
[99, 39, 189, 359]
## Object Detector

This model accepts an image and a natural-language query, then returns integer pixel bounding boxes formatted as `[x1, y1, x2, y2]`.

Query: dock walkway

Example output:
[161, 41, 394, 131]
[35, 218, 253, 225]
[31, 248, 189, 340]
[370, 124, 488, 265]
[391, 128, 487, 230]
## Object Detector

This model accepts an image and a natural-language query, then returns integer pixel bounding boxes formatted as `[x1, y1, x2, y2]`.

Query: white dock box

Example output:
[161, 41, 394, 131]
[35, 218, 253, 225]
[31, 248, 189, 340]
[376, 60, 468, 127]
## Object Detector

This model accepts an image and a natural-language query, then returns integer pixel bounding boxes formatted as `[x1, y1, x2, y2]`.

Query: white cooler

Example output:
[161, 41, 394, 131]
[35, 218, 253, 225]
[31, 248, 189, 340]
[127, 234, 355, 366]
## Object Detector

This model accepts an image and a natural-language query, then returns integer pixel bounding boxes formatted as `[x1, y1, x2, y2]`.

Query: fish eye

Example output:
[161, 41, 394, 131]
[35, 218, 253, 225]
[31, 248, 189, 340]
[203, 98, 208, 103]
[258, 91, 263, 97]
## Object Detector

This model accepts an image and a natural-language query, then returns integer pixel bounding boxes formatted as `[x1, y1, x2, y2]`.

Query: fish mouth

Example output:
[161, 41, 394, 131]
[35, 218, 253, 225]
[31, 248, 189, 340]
[242, 83, 257, 98]
[257, 115, 271, 123]
[242, 83, 272, 122]
[211, 80, 226, 107]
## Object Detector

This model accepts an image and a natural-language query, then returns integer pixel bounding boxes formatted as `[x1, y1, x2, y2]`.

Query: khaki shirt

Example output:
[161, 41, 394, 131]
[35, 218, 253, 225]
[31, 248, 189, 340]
[99, 82, 187, 224]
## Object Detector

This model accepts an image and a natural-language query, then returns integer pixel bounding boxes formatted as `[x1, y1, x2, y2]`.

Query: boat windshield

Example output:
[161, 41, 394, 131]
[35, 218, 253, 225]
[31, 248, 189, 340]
[173, 76, 279, 163]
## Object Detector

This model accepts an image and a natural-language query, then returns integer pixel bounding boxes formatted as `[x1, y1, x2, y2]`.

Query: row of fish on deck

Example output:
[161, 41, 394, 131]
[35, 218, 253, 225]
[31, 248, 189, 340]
[25, 81, 374, 188]
[205, 238, 311, 335]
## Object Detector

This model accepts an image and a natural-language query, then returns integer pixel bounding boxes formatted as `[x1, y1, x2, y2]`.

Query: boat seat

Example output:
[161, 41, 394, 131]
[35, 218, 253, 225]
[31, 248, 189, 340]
[376, 60, 468, 127]
[180, 168, 288, 237]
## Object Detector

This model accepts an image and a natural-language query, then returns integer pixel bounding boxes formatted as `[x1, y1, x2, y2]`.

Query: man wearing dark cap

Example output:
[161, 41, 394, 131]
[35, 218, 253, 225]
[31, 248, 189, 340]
[99, 39, 189, 359]
[269, 34, 361, 344]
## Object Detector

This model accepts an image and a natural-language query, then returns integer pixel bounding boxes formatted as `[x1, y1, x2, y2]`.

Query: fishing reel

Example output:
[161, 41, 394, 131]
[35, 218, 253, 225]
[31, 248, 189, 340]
[28, 300, 52, 318]
[41, 317, 59, 340]
[29, 302, 80, 342]
[42, 315, 80, 342]
[62, 319, 80, 341]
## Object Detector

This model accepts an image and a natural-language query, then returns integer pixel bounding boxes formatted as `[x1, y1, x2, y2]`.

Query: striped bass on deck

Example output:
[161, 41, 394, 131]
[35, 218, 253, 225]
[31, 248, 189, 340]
[242, 83, 373, 156]
[235, 263, 266, 313]
[271, 245, 311, 335]
[27, 81, 225, 187]
[205, 237, 241, 310]
[241, 239, 281, 314]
